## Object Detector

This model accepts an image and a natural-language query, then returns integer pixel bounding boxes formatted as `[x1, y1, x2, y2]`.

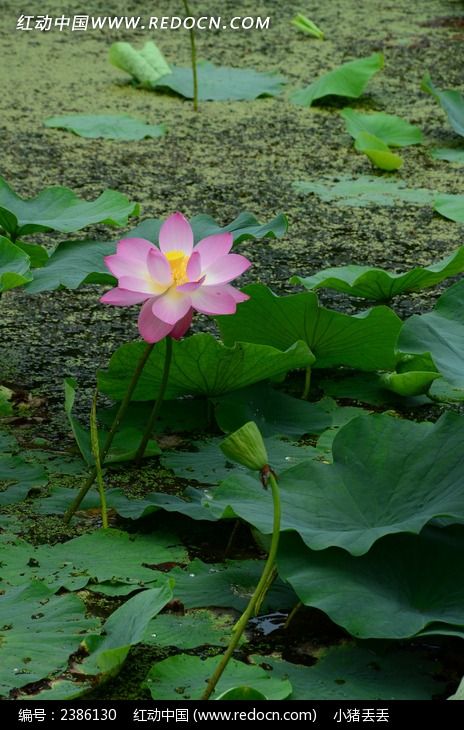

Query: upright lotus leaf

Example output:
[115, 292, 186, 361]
[0, 582, 97, 696]
[25, 212, 287, 294]
[277, 526, 464, 639]
[45, 114, 167, 141]
[422, 73, 464, 137]
[12, 240, 48, 268]
[291, 14, 324, 39]
[0, 236, 32, 291]
[354, 132, 403, 171]
[252, 647, 443, 700]
[341, 108, 423, 146]
[0, 177, 139, 238]
[144, 655, 292, 700]
[80, 583, 173, 678]
[294, 175, 434, 207]
[217, 284, 401, 371]
[291, 52, 384, 106]
[109, 41, 171, 87]
[98, 334, 314, 401]
[434, 193, 464, 222]
[291, 246, 464, 300]
[398, 280, 464, 388]
[64, 379, 160, 465]
[152, 62, 286, 101]
[206, 411, 464, 556]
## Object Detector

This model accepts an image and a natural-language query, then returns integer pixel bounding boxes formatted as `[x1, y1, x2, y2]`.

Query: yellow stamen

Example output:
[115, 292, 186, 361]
[166, 249, 189, 285]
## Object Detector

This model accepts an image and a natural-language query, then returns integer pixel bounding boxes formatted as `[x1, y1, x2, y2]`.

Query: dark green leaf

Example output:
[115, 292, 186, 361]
[144, 655, 292, 700]
[278, 526, 464, 638]
[253, 646, 443, 700]
[217, 284, 401, 371]
[98, 334, 314, 401]
[0, 583, 97, 697]
[0, 177, 138, 237]
[292, 246, 464, 299]
[0, 236, 32, 292]
[143, 608, 239, 649]
[206, 411, 464, 555]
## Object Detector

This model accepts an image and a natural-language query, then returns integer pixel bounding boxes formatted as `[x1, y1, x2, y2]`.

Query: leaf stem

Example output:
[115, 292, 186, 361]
[302, 366, 312, 399]
[201, 470, 281, 700]
[135, 336, 173, 464]
[63, 342, 155, 524]
[182, 0, 199, 111]
[90, 390, 108, 529]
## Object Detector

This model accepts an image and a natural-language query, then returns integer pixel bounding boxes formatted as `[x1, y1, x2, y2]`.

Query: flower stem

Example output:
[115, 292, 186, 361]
[135, 336, 173, 464]
[90, 390, 108, 529]
[201, 470, 281, 700]
[302, 366, 312, 400]
[182, 0, 199, 111]
[63, 342, 155, 524]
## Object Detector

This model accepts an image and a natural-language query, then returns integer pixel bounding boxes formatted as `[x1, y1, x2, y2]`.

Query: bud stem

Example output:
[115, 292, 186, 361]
[201, 470, 281, 700]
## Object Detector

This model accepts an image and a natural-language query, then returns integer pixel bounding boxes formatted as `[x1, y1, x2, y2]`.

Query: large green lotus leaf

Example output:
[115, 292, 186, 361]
[434, 193, 464, 222]
[143, 608, 239, 649]
[153, 62, 286, 101]
[25, 212, 287, 294]
[0, 177, 138, 238]
[205, 412, 464, 555]
[144, 655, 292, 700]
[354, 132, 403, 171]
[0, 582, 97, 696]
[294, 175, 434, 207]
[166, 558, 296, 612]
[45, 114, 166, 141]
[278, 526, 464, 639]
[341, 108, 423, 146]
[217, 284, 401, 371]
[35, 485, 215, 524]
[292, 246, 464, 300]
[214, 383, 336, 436]
[422, 73, 464, 137]
[98, 334, 314, 401]
[0, 236, 32, 292]
[0, 450, 47, 506]
[291, 53, 383, 107]
[64, 378, 160, 465]
[398, 280, 464, 388]
[252, 647, 443, 700]
[0, 528, 187, 593]
[161, 435, 318, 485]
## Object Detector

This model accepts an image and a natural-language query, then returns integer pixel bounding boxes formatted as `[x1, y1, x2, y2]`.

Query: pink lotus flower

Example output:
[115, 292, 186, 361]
[101, 212, 251, 342]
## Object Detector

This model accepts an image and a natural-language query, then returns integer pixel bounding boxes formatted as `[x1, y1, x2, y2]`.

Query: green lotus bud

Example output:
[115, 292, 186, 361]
[220, 421, 268, 472]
